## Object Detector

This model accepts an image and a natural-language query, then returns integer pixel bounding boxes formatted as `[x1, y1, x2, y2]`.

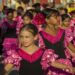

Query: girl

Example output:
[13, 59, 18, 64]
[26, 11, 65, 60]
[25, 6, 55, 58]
[70, 10, 75, 27]
[61, 14, 71, 29]
[58, 7, 68, 15]
[16, 11, 33, 35]
[40, 8, 73, 75]
[13, 9, 23, 35]
[3, 24, 44, 75]
[70, 10, 75, 38]
[60, 14, 72, 45]
[13, 7, 24, 35]
[1, 8, 18, 52]
[1, 8, 17, 39]
[61, 14, 75, 74]
[22, 11, 33, 25]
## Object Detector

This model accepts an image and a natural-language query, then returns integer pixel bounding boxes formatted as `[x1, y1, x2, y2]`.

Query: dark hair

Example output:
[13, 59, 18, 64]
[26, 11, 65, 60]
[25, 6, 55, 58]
[17, 6, 24, 11]
[32, 3, 41, 13]
[26, 9, 38, 14]
[61, 14, 70, 21]
[58, 7, 68, 14]
[19, 24, 38, 36]
[3, 5, 8, 11]
[21, 0, 30, 4]
[70, 10, 75, 16]
[7, 8, 14, 15]
[32, 3, 40, 8]
[22, 11, 33, 19]
[17, 6, 24, 16]
[43, 8, 60, 19]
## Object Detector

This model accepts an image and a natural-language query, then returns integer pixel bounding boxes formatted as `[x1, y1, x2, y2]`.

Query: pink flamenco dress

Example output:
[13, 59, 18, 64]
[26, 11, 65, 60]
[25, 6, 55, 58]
[64, 25, 75, 75]
[39, 28, 73, 75]
[41, 48, 73, 75]
[14, 16, 23, 35]
[0, 18, 18, 57]
[2, 48, 21, 75]
[32, 13, 46, 32]
[32, 13, 46, 48]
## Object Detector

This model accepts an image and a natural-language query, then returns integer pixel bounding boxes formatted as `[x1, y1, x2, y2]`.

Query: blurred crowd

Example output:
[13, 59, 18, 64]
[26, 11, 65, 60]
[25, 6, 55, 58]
[0, 2, 75, 75]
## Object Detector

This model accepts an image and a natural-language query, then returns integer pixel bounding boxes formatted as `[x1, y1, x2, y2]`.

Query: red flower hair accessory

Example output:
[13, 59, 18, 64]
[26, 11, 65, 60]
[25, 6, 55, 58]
[32, 13, 46, 26]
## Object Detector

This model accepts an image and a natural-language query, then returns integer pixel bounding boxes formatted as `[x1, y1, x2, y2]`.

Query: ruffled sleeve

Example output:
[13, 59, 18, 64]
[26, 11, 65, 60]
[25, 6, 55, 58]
[39, 33, 45, 48]
[16, 16, 23, 35]
[3, 49, 22, 66]
[64, 27, 73, 46]
[72, 57, 75, 67]
[41, 49, 58, 70]
[65, 49, 75, 67]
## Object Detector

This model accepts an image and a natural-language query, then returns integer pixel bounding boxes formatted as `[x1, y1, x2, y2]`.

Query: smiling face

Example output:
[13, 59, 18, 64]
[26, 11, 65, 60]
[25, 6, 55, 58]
[63, 18, 70, 27]
[61, 14, 71, 28]
[23, 16, 32, 24]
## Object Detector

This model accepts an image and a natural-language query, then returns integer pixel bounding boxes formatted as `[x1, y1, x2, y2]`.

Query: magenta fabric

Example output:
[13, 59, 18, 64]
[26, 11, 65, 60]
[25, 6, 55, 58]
[64, 26, 75, 66]
[1, 19, 17, 28]
[41, 49, 58, 70]
[18, 48, 44, 63]
[3, 49, 21, 67]
[41, 28, 64, 44]
[41, 49, 73, 75]
[32, 13, 46, 26]
[15, 16, 23, 35]
[3, 38, 18, 51]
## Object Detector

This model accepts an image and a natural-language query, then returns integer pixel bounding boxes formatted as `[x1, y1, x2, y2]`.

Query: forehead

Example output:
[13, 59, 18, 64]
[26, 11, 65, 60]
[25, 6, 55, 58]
[51, 13, 58, 16]
[19, 30, 33, 36]
[49, 12, 60, 18]
[14, 11, 17, 14]
[65, 17, 70, 19]
[23, 16, 30, 19]
[63, 18, 70, 21]
[8, 13, 13, 15]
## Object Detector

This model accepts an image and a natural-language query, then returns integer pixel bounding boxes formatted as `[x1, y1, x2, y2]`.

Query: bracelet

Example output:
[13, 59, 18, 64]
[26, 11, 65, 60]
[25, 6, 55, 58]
[63, 68, 70, 72]
[65, 68, 70, 72]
